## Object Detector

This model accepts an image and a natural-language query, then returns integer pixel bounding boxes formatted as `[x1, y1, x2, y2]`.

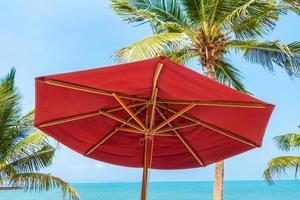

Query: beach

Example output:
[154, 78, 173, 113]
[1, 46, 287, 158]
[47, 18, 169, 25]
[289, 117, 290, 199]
[1, 180, 298, 200]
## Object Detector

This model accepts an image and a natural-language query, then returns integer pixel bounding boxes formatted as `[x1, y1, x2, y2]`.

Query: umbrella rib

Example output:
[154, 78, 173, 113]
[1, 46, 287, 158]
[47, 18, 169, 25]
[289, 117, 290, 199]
[105, 102, 146, 113]
[85, 105, 147, 156]
[85, 129, 119, 156]
[37, 102, 145, 128]
[149, 89, 158, 130]
[43, 79, 147, 102]
[151, 62, 164, 97]
[148, 61, 164, 131]
[115, 127, 144, 134]
[154, 133, 176, 137]
[112, 93, 146, 130]
[38, 110, 101, 128]
[153, 104, 195, 132]
[99, 110, 144, 132]
[155, 107, 204, 166]
[157, 104, 258, 147]
[156, 99, 269, 108]
[156, 122, 199, 134]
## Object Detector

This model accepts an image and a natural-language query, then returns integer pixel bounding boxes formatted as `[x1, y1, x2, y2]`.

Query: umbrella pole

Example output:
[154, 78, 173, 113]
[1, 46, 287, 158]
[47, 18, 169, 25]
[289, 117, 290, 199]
[141, 61, 162, 200]
[141, 136, 153, 200]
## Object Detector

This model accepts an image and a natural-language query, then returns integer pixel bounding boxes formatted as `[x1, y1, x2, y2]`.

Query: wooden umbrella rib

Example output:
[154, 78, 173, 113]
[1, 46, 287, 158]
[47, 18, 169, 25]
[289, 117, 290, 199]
[112, 93, 146, 130]
[155, 107, 204, 166]
[156, 122, 199, 134]
[38, 111, 101, 128]
[154, 104, 195, 132]
[154, 133, 176, 137]
[149, 89, 158, 130]
[157, 104, 257, 147]
[151, 62, 164, 98]
[85, 105, 147, 156]
[99, 110, 144, 132]
[38, 103, 145, 128]
[85, 129, 119, 156]
[145, 105, 149, 128]
[105, 102, 146, 113]
[115, 127, 144, 134]
[44, 79, 147, 102]
[148, 62, 164, 132]
[156, 99, 268, 108]
[175, 131, 204, 166]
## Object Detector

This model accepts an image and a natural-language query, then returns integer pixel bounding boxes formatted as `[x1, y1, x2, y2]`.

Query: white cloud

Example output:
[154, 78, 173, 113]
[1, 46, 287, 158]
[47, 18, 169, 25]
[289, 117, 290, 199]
[93, 163, 105, 169]
[71, 164, 89, 170]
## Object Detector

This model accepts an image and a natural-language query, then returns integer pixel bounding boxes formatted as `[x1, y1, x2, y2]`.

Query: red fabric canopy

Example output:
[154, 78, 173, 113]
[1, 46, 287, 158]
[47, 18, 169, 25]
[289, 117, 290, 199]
[35, 56, 274, 169]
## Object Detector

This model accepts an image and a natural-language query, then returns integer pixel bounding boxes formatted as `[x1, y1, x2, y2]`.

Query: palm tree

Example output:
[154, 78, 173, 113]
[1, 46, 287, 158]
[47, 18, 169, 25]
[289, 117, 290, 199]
[0, 68, 79, 200]
[110, 1, 300, 199]
[264, 125, 300, 182]
[283, 0, 300, 14]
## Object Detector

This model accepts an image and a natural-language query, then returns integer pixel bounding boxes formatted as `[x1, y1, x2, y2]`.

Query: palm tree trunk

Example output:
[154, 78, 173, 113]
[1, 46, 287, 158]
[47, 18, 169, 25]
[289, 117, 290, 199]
[213, 161, 224, 200]
[207, 64, 224, 200]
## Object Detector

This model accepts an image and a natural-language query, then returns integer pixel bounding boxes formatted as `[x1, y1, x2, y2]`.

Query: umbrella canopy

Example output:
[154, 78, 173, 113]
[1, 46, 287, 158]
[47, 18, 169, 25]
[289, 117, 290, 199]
[35, 56, 274, 199]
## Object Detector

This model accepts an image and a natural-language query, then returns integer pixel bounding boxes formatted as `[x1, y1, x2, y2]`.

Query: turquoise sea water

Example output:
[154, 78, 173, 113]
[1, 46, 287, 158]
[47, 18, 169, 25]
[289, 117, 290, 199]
[0, 180, 299, 200]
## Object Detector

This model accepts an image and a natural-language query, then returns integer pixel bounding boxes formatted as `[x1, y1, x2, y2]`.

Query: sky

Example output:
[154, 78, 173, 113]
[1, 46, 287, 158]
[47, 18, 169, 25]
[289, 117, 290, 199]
[0, 0, 300, 183]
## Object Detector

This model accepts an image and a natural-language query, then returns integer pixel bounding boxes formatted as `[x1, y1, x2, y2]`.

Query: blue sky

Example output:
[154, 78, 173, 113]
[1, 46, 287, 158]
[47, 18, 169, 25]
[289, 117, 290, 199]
[0, 0, 300, 183]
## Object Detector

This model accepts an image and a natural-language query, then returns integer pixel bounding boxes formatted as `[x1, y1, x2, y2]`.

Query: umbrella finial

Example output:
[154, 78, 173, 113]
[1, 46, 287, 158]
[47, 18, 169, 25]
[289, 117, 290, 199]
[159, 55, 168, 62]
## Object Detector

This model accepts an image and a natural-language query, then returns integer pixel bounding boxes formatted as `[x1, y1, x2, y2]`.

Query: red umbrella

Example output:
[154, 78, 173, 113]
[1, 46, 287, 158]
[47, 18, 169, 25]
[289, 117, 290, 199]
[34, 56, 274, 200]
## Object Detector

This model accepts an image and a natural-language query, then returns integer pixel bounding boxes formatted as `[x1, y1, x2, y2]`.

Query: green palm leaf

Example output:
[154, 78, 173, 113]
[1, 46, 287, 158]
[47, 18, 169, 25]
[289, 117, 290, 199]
[3, 131, 49, 163]
[160, 46, 198, 65]
[274, 133, 300, 151]
[0, 68, 21, 155]
[115, 32, 188, 62]
[13, 111, 34, 138]
[281, 0, 300, 14]
[227, 40, 300, 77]
[3, 145, 55, 174]
[111, 0, 187, 26]
[0, 69, 80, 199]
[223, 1, 284, 39]
[7, 173, 80, 200]
[264, 156, 300, 183]
[180, 0, 209, 24]
[214, 60, 249, 93]
[111, 0, 159, 25]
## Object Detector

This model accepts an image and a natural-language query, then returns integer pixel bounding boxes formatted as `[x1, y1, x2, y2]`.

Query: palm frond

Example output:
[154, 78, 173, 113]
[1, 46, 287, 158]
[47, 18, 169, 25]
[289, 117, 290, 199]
[223, 1, 285, 39]
[110, 0, 187, 26]
[227, 40, 300, 77]
[8, 173, 80, 200]
[6, 111, 35, 146]
[114, 32, 188, 62]
[264, 156, 300, 183]
[0, 162, 17, 182]
[281, 0, 300, 14]
[111, 0, 159, 25]
[222, 0, 257, 23]
[180, 0, 209, 25]
[2, 131, 49, 164]
[160, 46, 198, 65]
[207, 0, 243, 26]
[2, 144, 55, 175]
[0, 69, 79, 199]
[0, 68, 22, 155]
[274, 133, 300, 151]
[214, 60, 250, 93]
[1, 67, 16, 86]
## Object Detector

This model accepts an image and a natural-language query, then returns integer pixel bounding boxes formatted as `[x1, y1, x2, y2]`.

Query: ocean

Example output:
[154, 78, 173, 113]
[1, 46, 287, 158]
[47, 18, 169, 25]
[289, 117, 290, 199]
[0, 180, 299, 200]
